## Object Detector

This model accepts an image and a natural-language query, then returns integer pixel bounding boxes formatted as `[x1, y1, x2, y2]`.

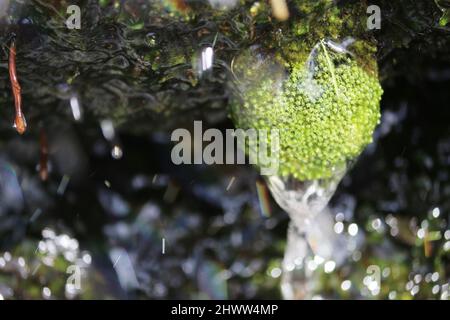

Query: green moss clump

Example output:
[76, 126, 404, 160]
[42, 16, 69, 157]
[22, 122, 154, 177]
[231, 42, 383, 181]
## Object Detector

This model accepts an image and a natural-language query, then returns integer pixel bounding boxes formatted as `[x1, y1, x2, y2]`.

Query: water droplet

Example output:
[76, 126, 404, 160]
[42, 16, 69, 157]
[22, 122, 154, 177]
[270, 267, 282, 278]
[341, 280, 351, 291]
[388, 291, 397, 299]
[70, 94, 82, 121]
[100, 119, 116, 141]
[431, 272, 439, 282]
[334, 222, 344, 234]
[42, 287, 51, 299]
[111, 145, 123, 159]
[324, 260, 336, 273]
[444, 230, 450, 240]
[348, 223, 358, 236]
[432, 285, 440, 295]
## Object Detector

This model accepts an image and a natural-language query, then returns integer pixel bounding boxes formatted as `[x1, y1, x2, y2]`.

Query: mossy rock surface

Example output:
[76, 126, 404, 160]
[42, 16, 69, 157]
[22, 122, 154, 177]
[231, 42, 383, 180]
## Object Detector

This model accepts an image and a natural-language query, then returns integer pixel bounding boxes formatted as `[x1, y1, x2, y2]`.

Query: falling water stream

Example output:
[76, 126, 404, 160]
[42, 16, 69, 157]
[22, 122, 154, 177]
[266, 166, 355, 299]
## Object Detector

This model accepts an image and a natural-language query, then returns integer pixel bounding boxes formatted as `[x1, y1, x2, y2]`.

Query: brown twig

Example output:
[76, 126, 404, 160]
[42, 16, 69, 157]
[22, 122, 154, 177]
[39, 128, 49, 181]
[9, 37, 27, 135]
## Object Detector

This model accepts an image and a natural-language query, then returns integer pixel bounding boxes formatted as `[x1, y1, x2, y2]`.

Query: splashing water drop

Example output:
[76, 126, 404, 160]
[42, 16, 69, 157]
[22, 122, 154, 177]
[111, 145, 123, 160]
[100, 120, 116, 141]
[270, 170, 351, 298]
[195, 46, 214, 79]
[266, 166, 346, 228]
[100, 120, 123, 160]
[70, 94, 82, 121]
